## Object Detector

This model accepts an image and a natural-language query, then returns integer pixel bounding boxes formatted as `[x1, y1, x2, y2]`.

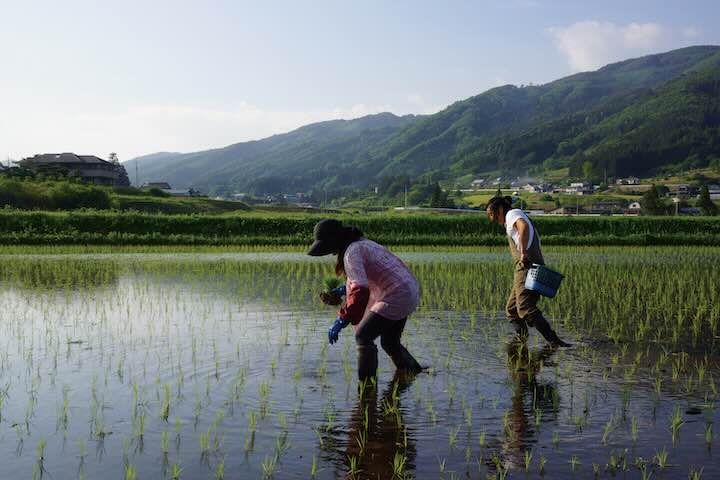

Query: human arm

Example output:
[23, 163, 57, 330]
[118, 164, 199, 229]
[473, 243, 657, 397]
[515, 218, 531, 265]
[338, 245, 370, 325]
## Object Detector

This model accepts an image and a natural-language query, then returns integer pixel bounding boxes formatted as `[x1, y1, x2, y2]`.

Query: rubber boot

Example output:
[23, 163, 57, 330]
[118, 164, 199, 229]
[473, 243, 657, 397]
[357, 344, 379, 381]
[387, 345, 423, 375]
[532, 315, 571, 347]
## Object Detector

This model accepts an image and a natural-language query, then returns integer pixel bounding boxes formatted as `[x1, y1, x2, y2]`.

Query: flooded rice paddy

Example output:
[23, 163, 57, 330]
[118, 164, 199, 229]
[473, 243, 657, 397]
[0, 247, 718, 479]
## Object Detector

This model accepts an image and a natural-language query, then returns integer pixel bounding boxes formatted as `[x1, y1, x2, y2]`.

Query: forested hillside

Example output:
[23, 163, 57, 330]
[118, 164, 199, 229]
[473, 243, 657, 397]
[127, 46, 720, 195]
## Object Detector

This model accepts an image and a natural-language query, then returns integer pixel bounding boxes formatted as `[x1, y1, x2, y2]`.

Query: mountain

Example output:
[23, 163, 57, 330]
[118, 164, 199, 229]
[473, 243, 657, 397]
[370, 45, 720, 178]
[127, 45, 720, 195]
[128, 113, 419, 194]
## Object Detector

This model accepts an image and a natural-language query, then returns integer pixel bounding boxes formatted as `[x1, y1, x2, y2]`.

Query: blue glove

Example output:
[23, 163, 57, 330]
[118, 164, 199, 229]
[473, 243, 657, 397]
[330, 285, 347, 297]
[328, 317, 349, 345]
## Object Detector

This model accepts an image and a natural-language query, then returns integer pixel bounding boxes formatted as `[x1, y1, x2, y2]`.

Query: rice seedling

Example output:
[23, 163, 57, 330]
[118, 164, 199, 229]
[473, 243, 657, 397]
[392, 452, 407, 479]
[170, 463, 182, 479]
[524, 450, 532, 471]
[214, 458, 225, 480]
[310, 455, 318, 478]
[689, 466, 704, 480]
[345, 454, 361, 478]
[261, 453, 279, 478]
[705, 423, 713, 446]
[125, 464, 137, 480]
[670, 406, 684, 443]
[570, 455, 580, 472]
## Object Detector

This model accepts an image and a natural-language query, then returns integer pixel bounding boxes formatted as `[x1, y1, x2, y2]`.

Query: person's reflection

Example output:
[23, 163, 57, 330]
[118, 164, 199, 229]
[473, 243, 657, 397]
[342, 372, 418, 479]
[502, 341, 558, 469]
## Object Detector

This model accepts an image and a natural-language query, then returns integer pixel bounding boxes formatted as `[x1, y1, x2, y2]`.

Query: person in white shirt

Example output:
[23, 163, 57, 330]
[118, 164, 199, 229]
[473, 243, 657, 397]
[486, 196, 570, 347]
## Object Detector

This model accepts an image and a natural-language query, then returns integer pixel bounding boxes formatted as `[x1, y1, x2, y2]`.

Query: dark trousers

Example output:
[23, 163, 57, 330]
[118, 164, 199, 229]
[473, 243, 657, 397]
[354, 312, 422, 381]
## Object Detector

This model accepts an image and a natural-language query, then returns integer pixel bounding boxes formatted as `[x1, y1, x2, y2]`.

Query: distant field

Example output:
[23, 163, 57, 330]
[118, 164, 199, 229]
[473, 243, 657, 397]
[114, 194, 251, 214]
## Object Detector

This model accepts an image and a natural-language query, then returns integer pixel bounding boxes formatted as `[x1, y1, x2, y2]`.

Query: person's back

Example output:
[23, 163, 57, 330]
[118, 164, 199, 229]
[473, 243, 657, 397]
[344, 239, 419, 321]
[504, 208, 544, 265]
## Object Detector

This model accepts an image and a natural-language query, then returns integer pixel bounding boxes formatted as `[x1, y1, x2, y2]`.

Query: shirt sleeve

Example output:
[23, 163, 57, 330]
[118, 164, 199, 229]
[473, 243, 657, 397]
[338, 243, 370, 325]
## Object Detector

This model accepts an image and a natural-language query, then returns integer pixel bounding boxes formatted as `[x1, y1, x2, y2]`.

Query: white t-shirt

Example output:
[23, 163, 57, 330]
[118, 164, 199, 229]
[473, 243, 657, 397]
[505, 209, 534, 251]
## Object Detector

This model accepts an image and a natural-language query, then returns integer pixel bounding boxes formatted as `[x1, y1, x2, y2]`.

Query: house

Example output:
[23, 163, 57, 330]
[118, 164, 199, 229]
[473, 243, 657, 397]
[522, 183, 553, 193]
[142, 182, 172, 190]
[565, 181, 593, 195]
[616, 177, 640, 185]
[18, 153, 130, 186]
[590, 201, 625, 214]
[550, 205, 583, 215]
[668, 184, 698, 197]
[708, 185, 720, 200]
[470, 179, 485, 190]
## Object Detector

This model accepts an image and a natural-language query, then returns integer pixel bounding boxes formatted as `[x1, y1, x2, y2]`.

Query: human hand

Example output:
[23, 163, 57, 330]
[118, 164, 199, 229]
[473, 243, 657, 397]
[320, 292, 343, 306]
[328, 317, 349, 344]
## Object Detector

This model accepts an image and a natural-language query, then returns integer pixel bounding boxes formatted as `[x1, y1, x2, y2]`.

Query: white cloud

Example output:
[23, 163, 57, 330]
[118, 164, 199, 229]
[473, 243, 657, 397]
[548, 21, 700, 72]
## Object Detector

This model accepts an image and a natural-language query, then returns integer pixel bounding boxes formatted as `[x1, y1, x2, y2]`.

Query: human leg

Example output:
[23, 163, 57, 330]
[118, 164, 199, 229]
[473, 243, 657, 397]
[506, 283, 528, 339]
[354, 312, 384, 381]
[380, 318, 422, 374]
[513, 269, 570, 347]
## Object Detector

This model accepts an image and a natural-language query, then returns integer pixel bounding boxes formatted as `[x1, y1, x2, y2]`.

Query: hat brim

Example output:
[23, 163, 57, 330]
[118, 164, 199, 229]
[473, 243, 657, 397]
[307, 239, 336, 256]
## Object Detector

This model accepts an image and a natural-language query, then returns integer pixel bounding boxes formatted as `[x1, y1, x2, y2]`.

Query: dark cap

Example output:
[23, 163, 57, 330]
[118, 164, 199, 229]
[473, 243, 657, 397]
[307, 219, 344, 256]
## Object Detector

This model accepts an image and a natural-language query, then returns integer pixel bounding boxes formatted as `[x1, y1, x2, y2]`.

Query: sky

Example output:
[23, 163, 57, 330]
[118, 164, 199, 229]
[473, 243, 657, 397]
[1, 0, 719, 161]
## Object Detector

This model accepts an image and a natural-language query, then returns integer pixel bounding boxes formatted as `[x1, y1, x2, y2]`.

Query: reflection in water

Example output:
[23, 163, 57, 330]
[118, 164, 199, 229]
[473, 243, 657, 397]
[502, 341, 559, 470]
[330, 373, 418, 479]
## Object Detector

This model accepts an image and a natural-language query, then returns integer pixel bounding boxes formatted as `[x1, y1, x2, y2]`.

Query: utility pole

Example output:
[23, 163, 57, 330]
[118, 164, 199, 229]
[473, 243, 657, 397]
[404, 183, 408, 208]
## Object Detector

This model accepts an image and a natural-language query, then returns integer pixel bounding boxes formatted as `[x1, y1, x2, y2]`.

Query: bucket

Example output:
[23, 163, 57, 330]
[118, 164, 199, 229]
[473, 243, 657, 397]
[525, 264, 564, 298]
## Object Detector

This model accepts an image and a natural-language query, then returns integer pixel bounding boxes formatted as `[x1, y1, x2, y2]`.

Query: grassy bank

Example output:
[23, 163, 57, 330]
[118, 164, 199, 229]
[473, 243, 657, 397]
[0, 209, 720, 246]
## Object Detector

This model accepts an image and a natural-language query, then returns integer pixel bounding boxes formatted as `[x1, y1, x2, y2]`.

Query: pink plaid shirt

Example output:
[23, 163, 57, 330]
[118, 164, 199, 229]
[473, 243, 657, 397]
[342, 240, 419, 321]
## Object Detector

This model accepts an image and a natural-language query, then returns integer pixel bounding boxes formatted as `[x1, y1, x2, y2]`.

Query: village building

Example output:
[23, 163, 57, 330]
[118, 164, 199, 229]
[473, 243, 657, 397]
[616, 176, 641, 185]
[565, 181, 593, 195]
[550, 205, 583, 215]
[142, 182, 172, 190]
[590, 201, 626, 214]
[19, 153, 130, 186]
[470, 179, 485, 190]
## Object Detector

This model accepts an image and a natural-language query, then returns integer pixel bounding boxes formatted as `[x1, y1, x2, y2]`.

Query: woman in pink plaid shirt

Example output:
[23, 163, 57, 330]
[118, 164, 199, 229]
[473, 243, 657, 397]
[309, 219, 423, 381]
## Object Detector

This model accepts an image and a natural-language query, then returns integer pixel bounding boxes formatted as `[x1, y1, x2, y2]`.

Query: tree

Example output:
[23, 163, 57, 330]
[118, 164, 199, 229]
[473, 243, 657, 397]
[108, 153, 119, 164]
[641, 185, 665, 215]
[582, 160, 594, 181]
[429, 182, 454, 208]
[697, 185, 718, 216]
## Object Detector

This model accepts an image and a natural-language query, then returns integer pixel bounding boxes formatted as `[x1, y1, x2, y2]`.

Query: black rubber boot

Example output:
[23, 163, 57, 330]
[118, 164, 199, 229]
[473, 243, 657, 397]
[388, 345, 423, 374]
[357, 344, 379, 381]
[532, 315, 571, 347]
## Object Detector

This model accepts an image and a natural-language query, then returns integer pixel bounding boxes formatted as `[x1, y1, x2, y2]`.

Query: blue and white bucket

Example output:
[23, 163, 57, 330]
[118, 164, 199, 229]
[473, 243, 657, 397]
[525, 264, 564, 298]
